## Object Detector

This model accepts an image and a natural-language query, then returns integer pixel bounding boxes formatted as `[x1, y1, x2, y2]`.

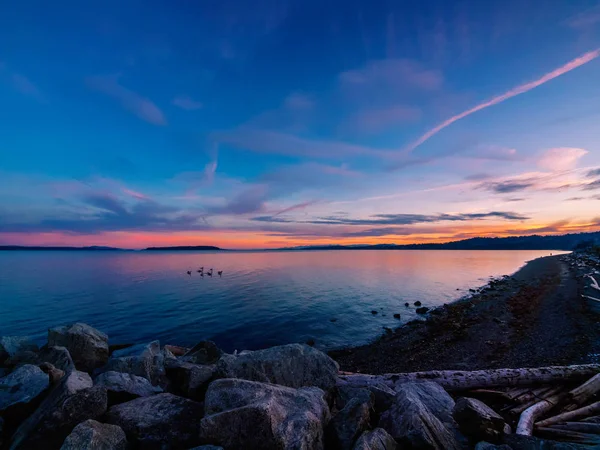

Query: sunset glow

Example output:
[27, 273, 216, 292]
[1, 1, 600, 249]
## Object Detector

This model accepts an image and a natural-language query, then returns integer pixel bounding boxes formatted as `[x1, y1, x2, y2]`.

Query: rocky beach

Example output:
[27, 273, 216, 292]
[1, 250, 600, 449]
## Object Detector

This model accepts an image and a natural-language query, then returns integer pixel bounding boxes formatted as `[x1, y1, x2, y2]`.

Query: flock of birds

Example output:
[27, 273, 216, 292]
[186, 267, 223, 277]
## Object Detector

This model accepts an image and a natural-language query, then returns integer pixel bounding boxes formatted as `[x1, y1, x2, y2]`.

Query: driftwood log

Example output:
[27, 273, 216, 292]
[536, 401, 600, 428]
[517, 374, 600, 435]
[338, 364, 600, 391]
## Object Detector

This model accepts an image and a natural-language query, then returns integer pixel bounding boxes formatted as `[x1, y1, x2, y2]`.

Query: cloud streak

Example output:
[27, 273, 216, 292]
[87, 75, 167, 126]
[404, 49, 600, 154]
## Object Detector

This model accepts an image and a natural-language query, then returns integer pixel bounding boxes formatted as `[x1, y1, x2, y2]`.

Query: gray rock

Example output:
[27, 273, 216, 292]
[60, 419, 127, 450]
[95, 371, 162, 406]
[216, 343, 339, 391]
[379, 381, 464, 450]
[48, 323, 108, 372]
[106, 393, 204, 449]
[416, 307, 430, 314]
[326, 397, 371, 450]
[336, 383, 396, 414]
[335, 387, 374, 411]
[188, 446, 224, 450]
[12, 385, 107, 449]
[503, 434, 591, 449]
[39, 362, 65, 384]
[0, 364, 49, 423]
[165, 360, 215, 400]
[201, 378, 331, 450]
[0, 336, 38, 365]
[10, 369, 94, 449]
[38, 346, 75, 372]
[182, 341, 223, 365]
[353, 428, 397, 450]
[475, 442, 512, 450]
[453, 397, 506, 443]
[103, 341, 165, 386]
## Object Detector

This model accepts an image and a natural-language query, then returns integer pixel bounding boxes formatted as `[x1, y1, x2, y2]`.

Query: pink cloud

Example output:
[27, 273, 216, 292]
[352, 105, 422, 133]
[284, 93, 314, 110]
[404, 49, 600, 154]
[87, 75, 167, 126]
[122, 188, 150, 200]
[172, 95, 203, 111]
[537, 148, 588, 172]
[339, 59, 443, 91]
[566, 4, 600, 29]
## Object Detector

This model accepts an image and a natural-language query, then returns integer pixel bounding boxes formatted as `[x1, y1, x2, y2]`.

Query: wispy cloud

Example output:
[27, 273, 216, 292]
[404, 49, 600, 154]
[351, 105, 422, 133]
[87, 75, 167, 126]
[537, 148, 588, 171]
[566, 4, 600, 30]
[172, 95, 203, 111]
[587, 168, 600, 178]
[340, 59, 443, 91]
[583, 179, 600, 190]
[284, 93, 314, 110]
[11, 74, 42, 99]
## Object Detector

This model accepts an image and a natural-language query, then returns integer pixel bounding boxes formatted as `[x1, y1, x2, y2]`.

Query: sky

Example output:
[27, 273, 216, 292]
[1, 0, 600, 249]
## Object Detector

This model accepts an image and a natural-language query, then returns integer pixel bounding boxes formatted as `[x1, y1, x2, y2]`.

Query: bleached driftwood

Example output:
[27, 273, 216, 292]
[509, 386, 565, 416]
[536, 427, 600, 445]
[338, 364, 600, 391]
[517, 374, 600, 435]
[588, 275, 600, 291]
[583, 295, 600, 303]
[536, 401, 600, 428]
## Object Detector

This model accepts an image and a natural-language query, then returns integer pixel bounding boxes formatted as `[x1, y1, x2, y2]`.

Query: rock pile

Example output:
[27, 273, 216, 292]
[1, 322, 597, 449]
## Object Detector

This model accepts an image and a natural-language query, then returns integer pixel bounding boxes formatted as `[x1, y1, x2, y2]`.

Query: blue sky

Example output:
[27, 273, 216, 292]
[1, 0, 600, 248]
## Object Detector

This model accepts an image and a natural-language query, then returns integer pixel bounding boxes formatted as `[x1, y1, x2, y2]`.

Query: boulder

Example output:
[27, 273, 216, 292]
[216, 344, 339, 391]
[60, 419, 127, 450]
[326, 397, 371, 450]
[12, 385, 107, 449]
[353, 428, 397, 450]
[453, 397, 506, 443]
[201, 378, 331, 450]
[106, 393, 203, 449]
[379, 381, 464, 450]
[39, 362, 65, 383]
[165, 360, 215, 400]
[103, 341, 165, 386]
[10, 369, 95, 449]
[182, 341, 223, 364]
[335, 387, 374, 411]
[0, 336, 38, 365]
[0, 364, 49, 425]
[48, 323, 108, 372]
[38, 346, 75, 372]
[336, 383, 395, 414]
[94, 371, 162, 406]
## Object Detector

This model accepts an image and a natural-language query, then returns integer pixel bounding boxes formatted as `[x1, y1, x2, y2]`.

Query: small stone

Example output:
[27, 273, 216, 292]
[371, 310, 378, 315]
[60, 419, 127, 450]
[393, 313, 401, 319]
[39, 362, 65, 383]
[353, 428, 397, 450]
[404, 302, 410, 307]
[414, 301, 422, 306]
[331, 318, 338, 322]
[48, 323, 108, 372]
[416, 306, 430, 314]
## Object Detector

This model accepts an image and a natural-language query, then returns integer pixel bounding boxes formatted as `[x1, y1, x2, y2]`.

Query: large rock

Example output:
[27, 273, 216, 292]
[182, 341, 223, 365]
[60, 419, 127, 450]
[336, 383, 395, 414]
[95, 371, 162, 406]
[216, 344, 339, 391]
[9, 370, 100, 449]
[106, 393, 204, 449]
[200, 378, 331, 450]
[353, 428, 397, 450]
[0, 337, 39, 366]
[379, 381, 464, 450]
[453, 397, 506, 443]
[0, 364, 49, 423]
[38, 346, 75, 372]
[326, 397, 371, 450]
[48, 323, 108, 372]
[103, 341, 165, 386]
[165, 360, 215, 400]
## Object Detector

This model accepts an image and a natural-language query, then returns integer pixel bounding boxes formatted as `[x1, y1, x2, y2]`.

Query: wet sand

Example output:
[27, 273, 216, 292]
[330, 254, 600, 374]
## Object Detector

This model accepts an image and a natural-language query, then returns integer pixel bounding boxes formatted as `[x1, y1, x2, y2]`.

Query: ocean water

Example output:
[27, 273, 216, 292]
[0, 249, 565, 352]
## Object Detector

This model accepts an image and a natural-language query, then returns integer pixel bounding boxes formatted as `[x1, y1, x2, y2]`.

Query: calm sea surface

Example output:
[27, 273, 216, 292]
[0, 250, 565, 351]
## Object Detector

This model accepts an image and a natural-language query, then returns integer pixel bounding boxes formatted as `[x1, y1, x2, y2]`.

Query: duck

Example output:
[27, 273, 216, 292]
[207, 268, 213, 277]
[186, 271, 192, 276]
[218, 270, 223, 277]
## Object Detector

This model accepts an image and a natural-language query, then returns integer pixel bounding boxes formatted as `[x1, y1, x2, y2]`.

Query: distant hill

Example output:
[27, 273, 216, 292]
[288, 231, 600, 251]
[144, 245, 222, 251]
[0, 245, 123, 251]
